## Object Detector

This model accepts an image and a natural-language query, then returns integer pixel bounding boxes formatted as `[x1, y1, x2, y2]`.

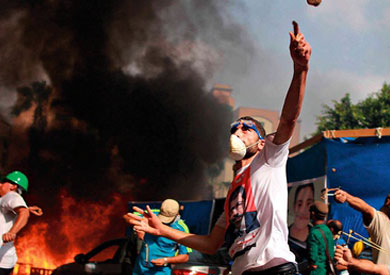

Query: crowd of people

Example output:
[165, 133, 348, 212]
[287, 190, 390, 275]
[0, 20, 388, 275]
[333, 191, 390, 274]
[125, 20, 311, 275]
[125, 183, 390, 275]
[124, 21, 390, 275]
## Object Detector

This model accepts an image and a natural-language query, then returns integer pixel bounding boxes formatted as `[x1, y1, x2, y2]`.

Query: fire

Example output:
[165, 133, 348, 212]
[14, 190, 127, 274]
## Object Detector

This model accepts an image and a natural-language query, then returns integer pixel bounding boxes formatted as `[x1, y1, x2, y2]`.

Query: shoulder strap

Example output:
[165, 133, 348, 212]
[318, 228, 332, 261]
[177, 219, 190, 233]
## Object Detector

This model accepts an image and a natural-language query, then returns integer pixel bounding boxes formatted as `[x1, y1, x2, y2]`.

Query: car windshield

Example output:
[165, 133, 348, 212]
[88, 245, 120, 262]
[84, 239, 128, 263]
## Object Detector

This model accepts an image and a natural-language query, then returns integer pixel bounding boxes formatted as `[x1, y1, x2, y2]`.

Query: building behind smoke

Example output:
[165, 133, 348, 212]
[211, 84, 301, 198]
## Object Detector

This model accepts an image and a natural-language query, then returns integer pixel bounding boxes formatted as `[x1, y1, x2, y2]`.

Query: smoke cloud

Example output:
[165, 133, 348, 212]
[0, 0, 254, 244]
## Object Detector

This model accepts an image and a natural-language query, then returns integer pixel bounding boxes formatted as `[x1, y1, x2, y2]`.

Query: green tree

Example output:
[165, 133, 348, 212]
[315, 83, 390, 134]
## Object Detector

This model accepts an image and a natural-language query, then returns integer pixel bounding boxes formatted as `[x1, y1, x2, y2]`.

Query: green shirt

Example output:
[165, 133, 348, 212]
[307, 223, 335, 275]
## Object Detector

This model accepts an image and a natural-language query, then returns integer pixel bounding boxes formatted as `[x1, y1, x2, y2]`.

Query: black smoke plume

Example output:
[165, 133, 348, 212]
[0, 0, 250, 256]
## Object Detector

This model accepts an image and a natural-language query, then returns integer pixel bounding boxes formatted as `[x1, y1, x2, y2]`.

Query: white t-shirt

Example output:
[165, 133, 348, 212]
[0, 191, 28, 268]
[216, 135, 295, 274]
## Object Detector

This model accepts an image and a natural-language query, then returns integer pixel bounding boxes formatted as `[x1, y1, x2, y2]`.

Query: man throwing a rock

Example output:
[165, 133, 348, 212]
[124, 21, 311, 275]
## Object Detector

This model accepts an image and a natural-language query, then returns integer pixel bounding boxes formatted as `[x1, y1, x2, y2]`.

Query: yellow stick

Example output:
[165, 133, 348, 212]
[352, 231, 384, 252]
[340, 231, 388, 254]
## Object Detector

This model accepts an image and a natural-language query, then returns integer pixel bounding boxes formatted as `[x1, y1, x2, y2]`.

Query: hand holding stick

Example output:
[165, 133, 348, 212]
[321, 187, 340, 200]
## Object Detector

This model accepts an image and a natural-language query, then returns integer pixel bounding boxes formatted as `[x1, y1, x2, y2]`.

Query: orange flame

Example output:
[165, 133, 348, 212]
[14, 190, 127, 274]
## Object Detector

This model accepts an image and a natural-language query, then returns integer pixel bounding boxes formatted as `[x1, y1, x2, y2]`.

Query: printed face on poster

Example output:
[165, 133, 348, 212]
[288, 176, 326, 233]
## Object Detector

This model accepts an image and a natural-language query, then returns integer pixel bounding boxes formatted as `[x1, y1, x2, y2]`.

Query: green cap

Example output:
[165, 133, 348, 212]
[4, 171, 28, 192]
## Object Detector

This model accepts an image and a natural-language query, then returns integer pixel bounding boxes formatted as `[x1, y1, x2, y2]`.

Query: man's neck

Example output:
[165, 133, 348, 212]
[0, 190, 11, 197]
[235, 153, 258, 172]
[313, 220, 325, 226]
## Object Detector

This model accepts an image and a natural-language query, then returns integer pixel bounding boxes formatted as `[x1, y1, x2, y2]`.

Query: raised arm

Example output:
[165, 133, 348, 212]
[273, 21, 311, 145]
[334, 190, 375, 225]
[124, 205, 225, 254]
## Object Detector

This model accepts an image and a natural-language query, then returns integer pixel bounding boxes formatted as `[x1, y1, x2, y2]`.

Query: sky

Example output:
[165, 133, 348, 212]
[211, 0, 390, 139]
[1, 0, 389, 141]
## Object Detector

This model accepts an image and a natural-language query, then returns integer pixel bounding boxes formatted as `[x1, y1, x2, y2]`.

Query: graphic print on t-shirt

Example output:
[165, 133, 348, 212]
[225, 166, 260, 258]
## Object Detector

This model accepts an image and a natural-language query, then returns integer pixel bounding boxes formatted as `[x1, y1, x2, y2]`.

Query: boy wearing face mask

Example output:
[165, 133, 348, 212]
[124, 20, 311, 275]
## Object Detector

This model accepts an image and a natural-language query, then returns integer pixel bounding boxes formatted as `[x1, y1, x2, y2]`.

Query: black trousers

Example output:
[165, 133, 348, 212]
[243, 262, 298, 275]
[0, 268, 13, 275]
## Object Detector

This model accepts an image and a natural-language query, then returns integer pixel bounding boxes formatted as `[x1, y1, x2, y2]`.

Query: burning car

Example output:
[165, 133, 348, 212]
[50, 199, 231, 275]
[51, 236, 231, 275]
[51, 237, 136, 275]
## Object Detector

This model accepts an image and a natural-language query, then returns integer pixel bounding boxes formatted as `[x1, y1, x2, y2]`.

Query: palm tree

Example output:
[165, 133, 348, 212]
[11, 81, 53, 165]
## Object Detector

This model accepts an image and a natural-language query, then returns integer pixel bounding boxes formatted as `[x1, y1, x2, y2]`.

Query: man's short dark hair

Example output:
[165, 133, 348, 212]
[238, 116, 266, 138]
[327, 219, 343, 234]
[384, 194, 390, 205]
[230, 186, 246, 204]
[380, 194, 390, 218]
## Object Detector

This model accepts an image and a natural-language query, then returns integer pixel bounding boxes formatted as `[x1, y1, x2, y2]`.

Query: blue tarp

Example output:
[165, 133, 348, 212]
[287, 136, 390, 240]
[325, 137, 390, 239]
[287, 141, 326, 182]
[128, 137, 390, 245]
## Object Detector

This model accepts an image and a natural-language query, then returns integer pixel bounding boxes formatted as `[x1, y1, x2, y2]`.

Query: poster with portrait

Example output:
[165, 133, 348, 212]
[288, 176, 326, 227]
[287, 176, 326, 265]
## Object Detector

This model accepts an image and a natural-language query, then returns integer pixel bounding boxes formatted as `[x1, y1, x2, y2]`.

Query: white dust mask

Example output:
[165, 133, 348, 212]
[229, 135, 262, 161]
[229, 135, 246, 161]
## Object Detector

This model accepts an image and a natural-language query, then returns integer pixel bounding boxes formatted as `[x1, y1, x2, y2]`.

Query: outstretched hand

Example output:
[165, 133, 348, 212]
[29, 206, 43, 216]
[123, 205, 163, 236]
[334, 190, 349, 204]
[289, 21, 311, 71]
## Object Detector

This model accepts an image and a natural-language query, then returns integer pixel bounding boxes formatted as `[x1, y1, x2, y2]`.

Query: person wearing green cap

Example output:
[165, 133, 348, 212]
[0, 171, 30, 275]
